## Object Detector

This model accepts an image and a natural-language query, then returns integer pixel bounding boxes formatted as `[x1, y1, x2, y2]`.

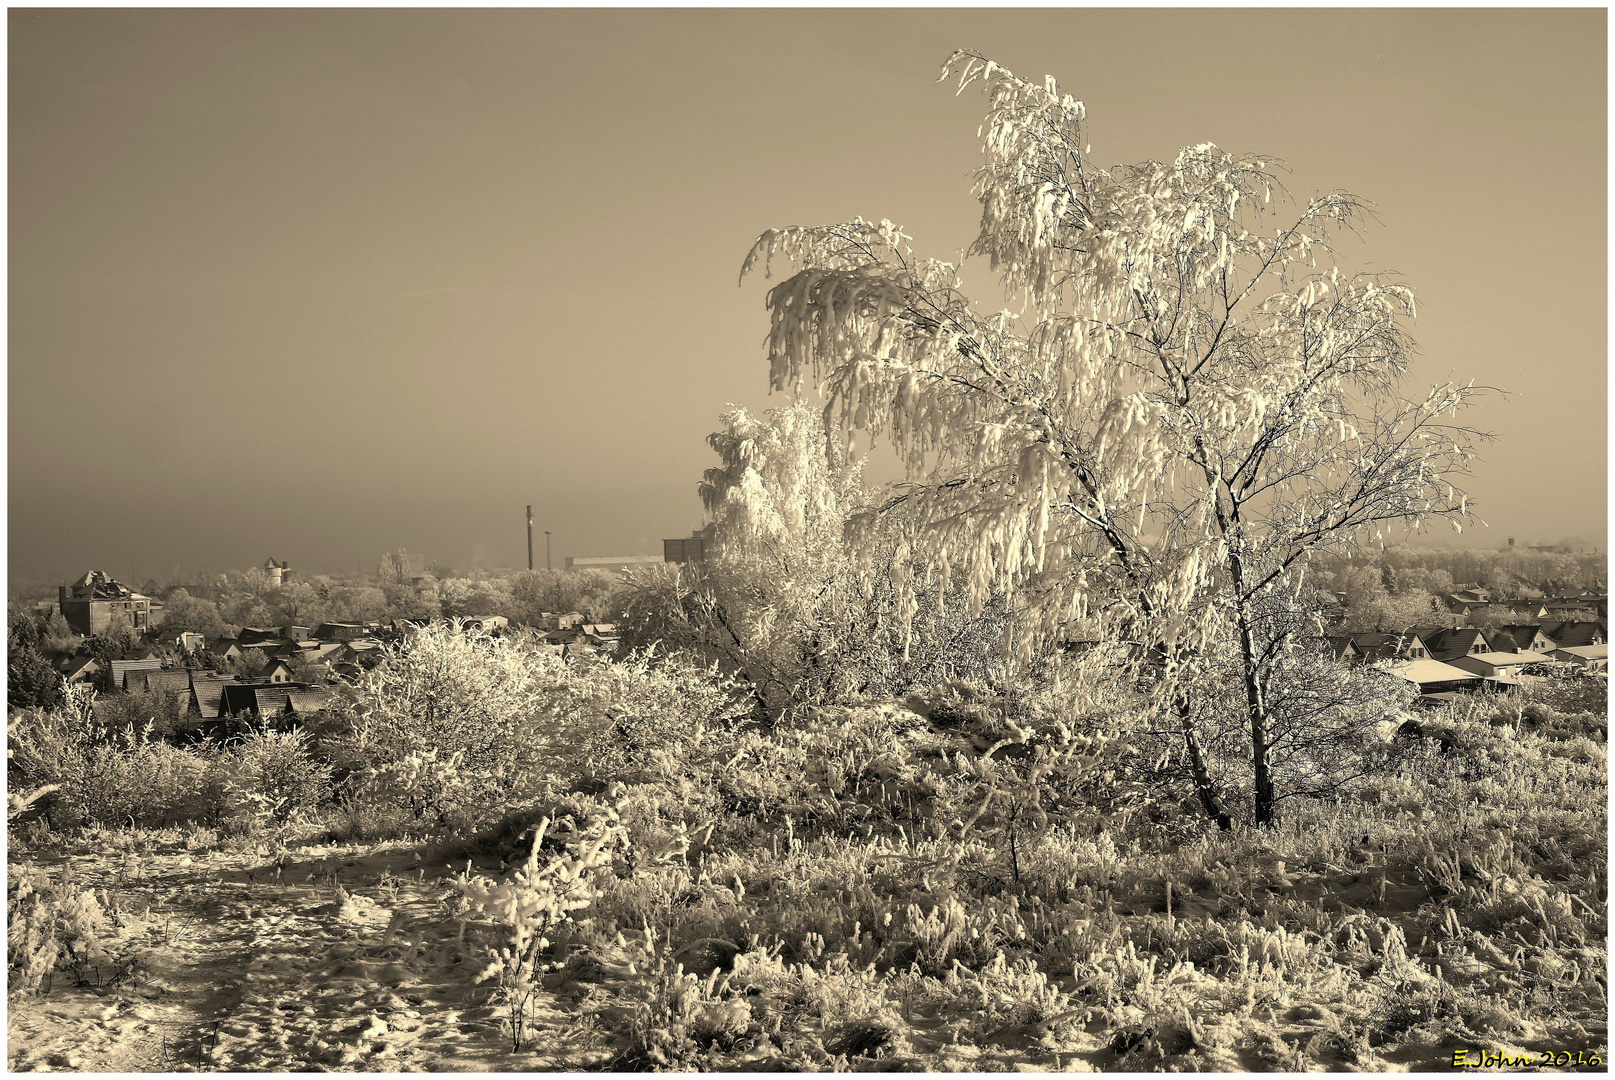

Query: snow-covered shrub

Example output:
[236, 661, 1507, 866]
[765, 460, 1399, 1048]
[76, 726, 207, 828]
[339, 623, 574, 811]
[571, 648, 753, 783]
[10, 685, 205, 829]
[6, 865, 115, 994]
[360, 747, 467, 823]
[452, 806, 629, 1050]
[223, 725, 332, 826]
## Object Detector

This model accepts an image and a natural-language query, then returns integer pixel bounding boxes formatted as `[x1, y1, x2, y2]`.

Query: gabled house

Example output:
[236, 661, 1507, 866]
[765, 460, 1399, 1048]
[1491, 625, 1560, 655]
[1336, 631, 1435, 663]
[210, 639, 243, 663]
[1324, 636, 1362, 661]
[1540, 622, 1605, 649]
[261, 658, 297, 684]
[61, 656, 100, 684]
[125, 668, 194, 696]
[190, 674, 234, 719]
[1409, 627, 1492, 662]
[1448, 650, 1556, 681]
[108, 658, 163, 687]
[1542, 602, 1598, 622]
[219, 683, 298, 717]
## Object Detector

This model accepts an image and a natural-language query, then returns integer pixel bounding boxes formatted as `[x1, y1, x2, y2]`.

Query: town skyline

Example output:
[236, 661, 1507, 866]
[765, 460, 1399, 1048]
[10, 9, 1607, 586]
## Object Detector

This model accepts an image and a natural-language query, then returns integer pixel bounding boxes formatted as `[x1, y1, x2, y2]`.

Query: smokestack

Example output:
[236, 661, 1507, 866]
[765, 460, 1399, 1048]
[527, 506, 534, 572]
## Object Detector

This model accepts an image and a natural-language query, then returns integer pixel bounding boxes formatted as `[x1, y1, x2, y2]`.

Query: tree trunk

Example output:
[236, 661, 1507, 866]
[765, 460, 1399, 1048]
[1177, 697, 1232, 830]
[1232, 604, 1277, 826]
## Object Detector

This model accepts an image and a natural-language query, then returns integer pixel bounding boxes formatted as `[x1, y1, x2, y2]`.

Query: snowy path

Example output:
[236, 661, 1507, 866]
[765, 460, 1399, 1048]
[9, 841, 616, 1072]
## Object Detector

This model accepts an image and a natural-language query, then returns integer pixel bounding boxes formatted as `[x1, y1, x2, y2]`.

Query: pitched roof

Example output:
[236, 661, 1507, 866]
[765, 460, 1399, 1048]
[1553, 644, 1608, 661]
[128, 669, 193, 695]
[219, 683, 297, 716]
[286, 687, 335, 714]
[109, 658, 163, 684]
[1491, 625, 1556, 652]
[62, 656, 100, 680]
[1409, 627, 1490, 661]
[1341, 631, 1431, 662]
[1324, 635, 1359, 660]
[190, 675, 233, 718]
[1541, 622, 1604, 648]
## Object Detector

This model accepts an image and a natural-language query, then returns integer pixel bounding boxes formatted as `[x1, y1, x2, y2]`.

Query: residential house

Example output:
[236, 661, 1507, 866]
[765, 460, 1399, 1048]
[219, 683, 297, 718]
[459, 615, 509, 633]
[59, 571, 155, 635]
[286, 686, 336, 715]
[218, 681, 335, 718]
[125, 668, 194, 696]
[261, 658, 297, 684]
[1542, 601, 1598, 622]
[1408, 627, 1493, 663]
[1549, 644, 1608, 672]
[172, 631, 206, 654]
[1332, 631, 1436, 663]
[335, 640, 384, 668]
[1491, 625, 1560, 655]
[108, 658, 163, 688]
[190, 674, 234, 719]
[210, 639, 243, 664]
[1382, 658, 1485, 698]
[1448, 650, 1556, 682]
[1323, 636, 1361, 662]
[1539, 622, 1605, 649]
[237, 627, 284, 646]
[314, 622, 370, 642]
[60, 656, 100, 684]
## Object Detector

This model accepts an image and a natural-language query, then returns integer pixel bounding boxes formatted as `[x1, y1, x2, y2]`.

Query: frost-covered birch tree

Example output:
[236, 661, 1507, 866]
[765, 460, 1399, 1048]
[741, 51, 1484, 826]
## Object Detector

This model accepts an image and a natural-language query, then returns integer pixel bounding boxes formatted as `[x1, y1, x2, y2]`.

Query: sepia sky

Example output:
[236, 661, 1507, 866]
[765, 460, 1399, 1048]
[8, 8, 1607, 589]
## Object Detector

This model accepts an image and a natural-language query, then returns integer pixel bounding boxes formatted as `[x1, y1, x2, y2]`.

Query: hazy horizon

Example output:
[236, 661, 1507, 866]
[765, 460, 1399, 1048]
[10, 9, 1607, 592]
